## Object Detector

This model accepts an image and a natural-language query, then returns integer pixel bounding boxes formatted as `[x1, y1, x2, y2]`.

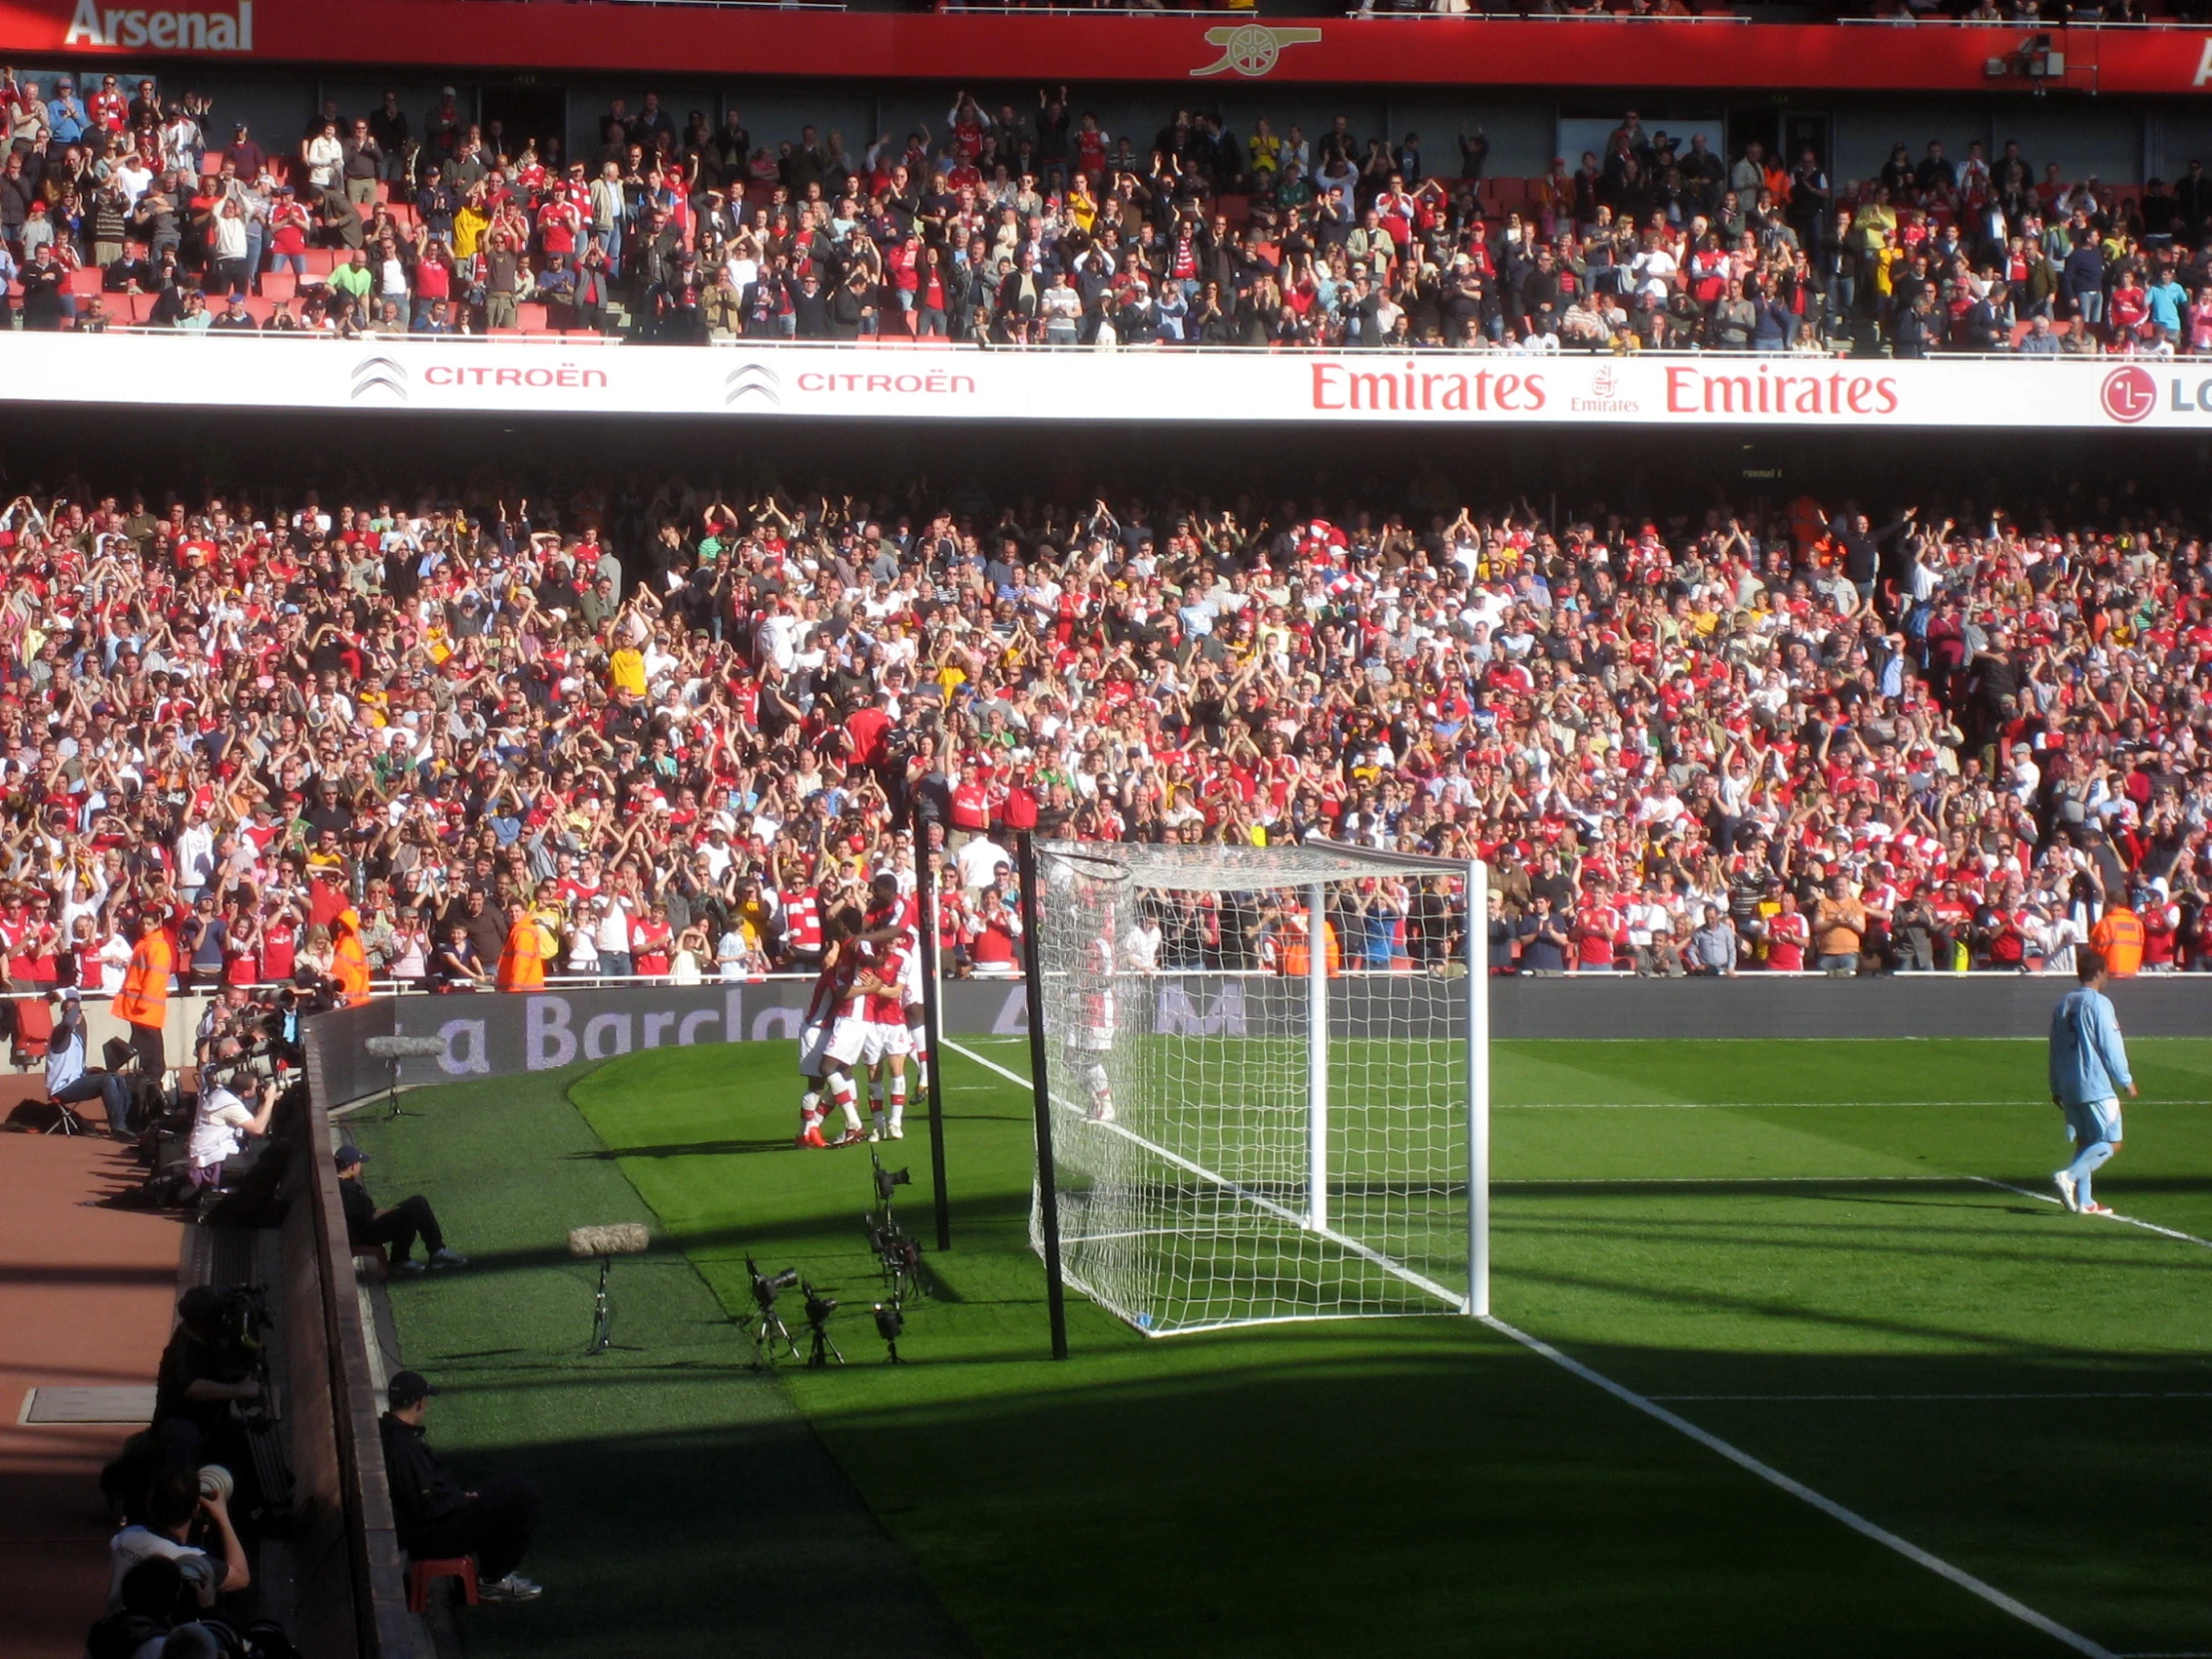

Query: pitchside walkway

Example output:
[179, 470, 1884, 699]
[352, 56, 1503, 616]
[0, 1121, 185, 1659]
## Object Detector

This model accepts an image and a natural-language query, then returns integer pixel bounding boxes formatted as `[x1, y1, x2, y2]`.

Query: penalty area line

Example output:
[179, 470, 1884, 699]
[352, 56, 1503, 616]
[1969, 1177, 2212, 1252]
[1482, 1315, 2119, 1659]
[1651, 1391, 2212, 1403]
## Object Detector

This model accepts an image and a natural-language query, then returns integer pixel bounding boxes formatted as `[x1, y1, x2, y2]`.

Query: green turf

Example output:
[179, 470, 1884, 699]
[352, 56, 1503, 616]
[361, 1038, 2212, 1657]
[339, 1067, 967, 1659]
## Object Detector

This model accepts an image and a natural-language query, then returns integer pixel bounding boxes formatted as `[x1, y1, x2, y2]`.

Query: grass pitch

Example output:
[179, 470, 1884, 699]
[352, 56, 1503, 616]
[350, 1037, 2212, 1658]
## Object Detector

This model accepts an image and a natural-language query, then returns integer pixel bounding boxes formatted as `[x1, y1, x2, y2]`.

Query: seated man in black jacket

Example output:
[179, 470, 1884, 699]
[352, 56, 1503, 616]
[337, 1145, 467, 1274]
[379, 1371, 542, 1601]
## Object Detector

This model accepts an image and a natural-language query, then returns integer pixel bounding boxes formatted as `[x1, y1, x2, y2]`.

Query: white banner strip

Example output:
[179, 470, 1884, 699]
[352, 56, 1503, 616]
[0, 334, 2198, 428]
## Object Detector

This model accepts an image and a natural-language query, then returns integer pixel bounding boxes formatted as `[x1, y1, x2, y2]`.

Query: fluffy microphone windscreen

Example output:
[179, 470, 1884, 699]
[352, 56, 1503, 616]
[568, 1223, 650, 1258]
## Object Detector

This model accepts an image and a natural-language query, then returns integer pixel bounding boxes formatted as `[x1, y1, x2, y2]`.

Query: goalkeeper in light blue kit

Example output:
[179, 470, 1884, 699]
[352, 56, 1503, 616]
[2048, 946, 2136, 1217]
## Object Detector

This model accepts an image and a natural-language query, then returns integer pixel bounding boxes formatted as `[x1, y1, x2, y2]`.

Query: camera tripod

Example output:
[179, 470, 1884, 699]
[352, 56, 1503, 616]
[750, 1305, 800, 1366]
[806, 1320, 843, 1369]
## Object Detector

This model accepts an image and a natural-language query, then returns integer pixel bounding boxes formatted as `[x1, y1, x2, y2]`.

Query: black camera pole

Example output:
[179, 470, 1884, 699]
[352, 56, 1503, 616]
[1016, 831, 1069, 1362]
[909, 799, 953, 1252]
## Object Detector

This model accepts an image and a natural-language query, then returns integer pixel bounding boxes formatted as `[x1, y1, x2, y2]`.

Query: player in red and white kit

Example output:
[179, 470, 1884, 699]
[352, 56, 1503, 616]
[858, 870, 932, 1138]
[797, 910, 865, 1149]
[825, 884, 911, 1140]
[820, 947, 892, 1146]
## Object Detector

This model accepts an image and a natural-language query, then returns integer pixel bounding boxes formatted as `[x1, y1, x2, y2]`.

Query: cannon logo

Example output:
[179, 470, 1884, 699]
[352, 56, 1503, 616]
[63, 0, 252, 50]
[1191, 23, 1322, 78]
[725, 361, 783, 407]
[349, 354, 408, 403]
[2100, 365, 2158, 424]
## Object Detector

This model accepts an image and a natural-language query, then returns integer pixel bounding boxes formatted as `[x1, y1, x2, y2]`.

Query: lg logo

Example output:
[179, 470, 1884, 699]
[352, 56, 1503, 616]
[2099, 365, 2157, 424]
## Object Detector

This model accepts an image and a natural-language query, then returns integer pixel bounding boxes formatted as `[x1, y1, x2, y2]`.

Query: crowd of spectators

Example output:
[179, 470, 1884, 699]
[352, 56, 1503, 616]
[3, 74, 2210, 353]
[0, 466, 2201, 1002]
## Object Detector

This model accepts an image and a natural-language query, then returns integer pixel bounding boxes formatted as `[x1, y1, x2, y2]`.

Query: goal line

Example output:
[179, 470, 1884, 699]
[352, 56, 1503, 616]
[941, 1035, 1467, 1319]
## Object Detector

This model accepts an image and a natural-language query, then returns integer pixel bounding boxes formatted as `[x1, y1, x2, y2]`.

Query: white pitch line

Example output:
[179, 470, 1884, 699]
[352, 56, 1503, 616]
[1481, 1316, 2119, 1659]
[1969, 1177, 2212, 1252]
[1652, 1391, 2212, 1403]
[1496, 1100, 2036, 1111]
[1494, 1175, 1960, 1186]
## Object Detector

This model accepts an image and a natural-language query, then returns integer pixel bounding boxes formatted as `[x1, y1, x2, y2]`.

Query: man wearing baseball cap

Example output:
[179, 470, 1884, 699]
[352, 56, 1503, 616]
[379, 1371, 543, 1602]
[336, 1146, 466, 1274]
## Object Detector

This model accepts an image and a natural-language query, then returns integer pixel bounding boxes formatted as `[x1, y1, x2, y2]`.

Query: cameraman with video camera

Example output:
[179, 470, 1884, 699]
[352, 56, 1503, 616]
[148, 1287, 266, 1477]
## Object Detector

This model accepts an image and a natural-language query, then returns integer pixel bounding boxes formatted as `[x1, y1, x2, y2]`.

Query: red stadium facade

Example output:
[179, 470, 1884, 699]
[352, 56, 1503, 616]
[0, 1, 2210, 96]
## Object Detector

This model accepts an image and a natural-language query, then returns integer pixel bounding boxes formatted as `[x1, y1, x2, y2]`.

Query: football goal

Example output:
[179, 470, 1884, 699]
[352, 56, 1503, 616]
[1021, 838, 1487, 1338]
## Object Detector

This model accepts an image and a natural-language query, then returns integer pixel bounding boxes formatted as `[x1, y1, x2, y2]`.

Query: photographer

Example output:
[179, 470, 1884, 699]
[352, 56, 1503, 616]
[45, 986, 133, 1137]
[105, 1463, 251, 1615]
[194, 982, 265, 1066]
[185, 1038, 279, 1194]
[336, 1145, 466, 1273]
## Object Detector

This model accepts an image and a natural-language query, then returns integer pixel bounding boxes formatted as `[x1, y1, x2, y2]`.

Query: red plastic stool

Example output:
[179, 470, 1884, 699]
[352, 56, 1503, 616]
[406, 1556, 478, 1613]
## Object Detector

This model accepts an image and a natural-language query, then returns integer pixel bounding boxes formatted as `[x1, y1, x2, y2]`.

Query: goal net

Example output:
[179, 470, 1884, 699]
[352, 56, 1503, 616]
[1027, 839, 1487, 1338]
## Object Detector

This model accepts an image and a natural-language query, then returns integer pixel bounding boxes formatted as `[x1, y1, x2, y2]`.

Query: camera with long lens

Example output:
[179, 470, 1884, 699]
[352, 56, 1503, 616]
[870, 1149, 912, 1207]
[744, 1258, 802, 1365]
[804, 1282, 837, 1330]
[872, 1300, 906, 1364]
[203, 1034, 284, 1091]
[751, 1260, 800, 1311]
[802, 1280, 843, 1368]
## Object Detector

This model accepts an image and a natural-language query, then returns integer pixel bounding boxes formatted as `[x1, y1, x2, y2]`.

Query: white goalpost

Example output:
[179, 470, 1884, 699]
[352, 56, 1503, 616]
[1024, 838, 1488, 1338]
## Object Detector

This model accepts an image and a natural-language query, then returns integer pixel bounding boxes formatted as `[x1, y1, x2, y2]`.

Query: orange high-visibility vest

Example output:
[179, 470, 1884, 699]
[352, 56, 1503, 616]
[111, 932, 173, 1027]
[1280, 915, 1343, 978]
[497, 912, 547, 992]
[2090, 908, 2145, 976]
[331, 926, 372, 1005]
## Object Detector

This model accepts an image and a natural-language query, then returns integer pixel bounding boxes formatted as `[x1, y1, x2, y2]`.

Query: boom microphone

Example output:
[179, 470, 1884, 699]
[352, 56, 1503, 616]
[568, 1223, 650, 1258]
[364, 1036, 450, 1059]
[570, 1223, 651, 1356]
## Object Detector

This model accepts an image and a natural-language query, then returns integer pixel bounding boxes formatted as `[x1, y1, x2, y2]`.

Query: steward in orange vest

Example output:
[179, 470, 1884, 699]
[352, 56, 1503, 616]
[497, 908, 549, 992]
[1280, 908, 1343, 978]
[111, 915, 174, 1074]
[331, 908, 373, 1005]
[2089, 902, 2145, 977]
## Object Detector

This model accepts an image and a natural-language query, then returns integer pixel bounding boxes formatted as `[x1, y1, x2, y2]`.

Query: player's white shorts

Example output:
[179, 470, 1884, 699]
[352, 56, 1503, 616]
[1069, 1028, 1113, 1054]
[2064, 1097, 2123, 1146]
[799, 1020, 833, 1077]
[826, 1015, 911, 1067]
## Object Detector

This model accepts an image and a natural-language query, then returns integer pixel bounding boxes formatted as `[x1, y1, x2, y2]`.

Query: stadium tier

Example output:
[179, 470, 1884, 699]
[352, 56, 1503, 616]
[3, 21, 2212, 356]
[0, 469, 2197, 994]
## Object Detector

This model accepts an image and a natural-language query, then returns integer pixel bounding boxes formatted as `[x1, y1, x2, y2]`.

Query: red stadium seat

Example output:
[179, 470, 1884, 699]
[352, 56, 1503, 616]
[262, 272, 297, 302]
[516, 302, 549, 332]
[67, 268, 102, 296]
